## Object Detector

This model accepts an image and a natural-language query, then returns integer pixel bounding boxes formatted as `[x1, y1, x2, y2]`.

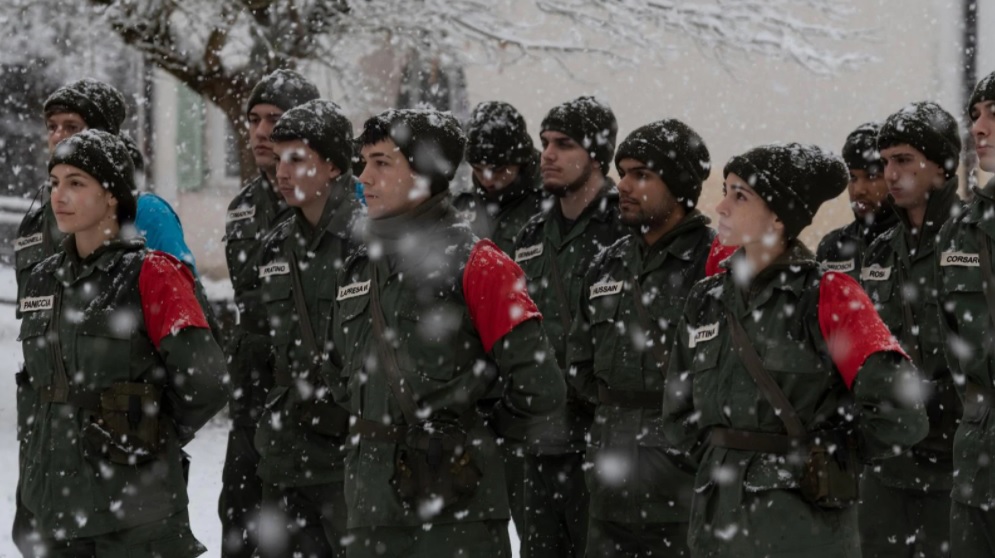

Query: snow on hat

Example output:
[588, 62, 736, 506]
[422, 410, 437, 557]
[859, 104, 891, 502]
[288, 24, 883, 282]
[44, 79, 127, 135]
[878, 101, 961, 179]
[541, 96, 618, 175]
[841, 122, 882, 174]
[723, 143, 848, 240]
[271, 99, 353, 173]
[246, 69, 320, 115]
[968, 70, 995, 119]
[358, 108, 467, 194]
[614, 119, 711, 208]
[49, 130, 137, 224]
[465, 101, 534, 166]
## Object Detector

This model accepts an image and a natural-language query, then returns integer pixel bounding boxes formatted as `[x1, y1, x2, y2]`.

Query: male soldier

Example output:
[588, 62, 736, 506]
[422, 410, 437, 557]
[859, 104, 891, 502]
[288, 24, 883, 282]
[220, 69, 319, 558]
[252, 99, 359, 557]
[454, 101, 544, 255]
[324, 108, 566, 557]
[567, 119, 714, 557]
[513, 96, 626, 558]
[452, 100, 543, 538]
[15, 78, 127, 298]
[936, 70, 995, 557]
[859, 101, 963, 558]
[817, 122, 896, 280]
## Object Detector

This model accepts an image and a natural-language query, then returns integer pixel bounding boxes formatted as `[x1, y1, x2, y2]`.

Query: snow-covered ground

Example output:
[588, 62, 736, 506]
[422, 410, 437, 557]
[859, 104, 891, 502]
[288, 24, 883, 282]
[0, 264, 520, 556]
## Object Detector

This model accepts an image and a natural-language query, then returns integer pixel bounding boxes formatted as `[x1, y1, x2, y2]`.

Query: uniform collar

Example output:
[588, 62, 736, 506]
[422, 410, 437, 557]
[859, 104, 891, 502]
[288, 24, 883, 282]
[892, 176, 960, 242]
[292, 173, 358, 252]
[626, 210, 709, 276]
[56, 233, 145, 284]
[547, 177, 617, 246]
[723, 240, 818, 315]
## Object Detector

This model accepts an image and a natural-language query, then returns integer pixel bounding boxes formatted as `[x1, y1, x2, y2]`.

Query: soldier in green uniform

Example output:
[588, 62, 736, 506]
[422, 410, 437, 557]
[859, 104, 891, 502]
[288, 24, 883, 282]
[219, 69, 319, 558]
[567, 119, 714, 557]
[15, 79, 127, 299]
[859, 101, 963, 558]
[18, 130, 226, 556]
[816, 122, 897, 281]
[662, 142, 929, 557]
[324, 108, 566, 557]
[453, 101, 544, 255]
[936, 70, 995, 557]
[252, 99, 360, 557]
[513, 96, 626, 558]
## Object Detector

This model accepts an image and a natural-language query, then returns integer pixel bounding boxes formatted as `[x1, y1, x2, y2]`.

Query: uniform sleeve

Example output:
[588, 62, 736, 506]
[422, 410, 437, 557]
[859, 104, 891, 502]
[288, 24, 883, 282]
[463, 239, 541, 352]
[661, 311, 708, 468]
[135, 194, 198, 274]
[817, 271, 906, 389]
[139, 252, 225, 442]
[488, 319, 567, 442]
[139, 251, 210, 349]
[851, 352, 929, 460]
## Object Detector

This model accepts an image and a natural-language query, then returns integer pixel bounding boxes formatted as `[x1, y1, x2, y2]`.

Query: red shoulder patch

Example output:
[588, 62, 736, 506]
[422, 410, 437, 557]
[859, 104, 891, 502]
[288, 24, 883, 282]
[463, 239, 542, 353]
[139, 250, 209, 349]
[705, 236, 737, 277]
[818, 271, 907, 389]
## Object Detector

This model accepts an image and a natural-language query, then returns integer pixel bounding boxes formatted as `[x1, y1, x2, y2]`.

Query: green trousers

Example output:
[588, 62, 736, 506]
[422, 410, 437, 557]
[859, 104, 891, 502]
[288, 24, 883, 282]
[346, 519, 511, 558]
[586, 518, 690, 557]
[950, 500, 995, 558]
[31, 510, 204, 558]
[858, 473, 950, 557]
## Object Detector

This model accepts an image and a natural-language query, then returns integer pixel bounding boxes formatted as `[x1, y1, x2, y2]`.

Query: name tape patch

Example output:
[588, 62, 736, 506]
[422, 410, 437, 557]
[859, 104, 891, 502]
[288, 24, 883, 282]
[259, 262, 290, 278]
[940, 251, 980, 267]
[589, 280, 623, 299]
[20, 296, 53, 313]
[689, 322, 719, 348]
[822, 259, 855, 272]
[13, 233, 43, 252]
[337, 280, 371, 300]
[514, 243, 544, 263]
[227, 206, 256, 222]
[860, 265, 892, 281]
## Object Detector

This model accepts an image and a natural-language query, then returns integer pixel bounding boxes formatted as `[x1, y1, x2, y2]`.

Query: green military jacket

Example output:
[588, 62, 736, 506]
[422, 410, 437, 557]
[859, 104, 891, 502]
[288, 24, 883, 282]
[14, 193, 65, 301]
[17, 237, 225, 539]
[567, 211, 714, 524]
[514, 180, 626, 453]
[254, 174, 359, 486]
[662, 242, 928, 555]
[860, 177, 962, 491]
[937, 175, 995, 507]
[452, 152, 545, 256]
[324, 193, 566, 529]
[816, 209, 898, 282]
[224, 173, 292, 425]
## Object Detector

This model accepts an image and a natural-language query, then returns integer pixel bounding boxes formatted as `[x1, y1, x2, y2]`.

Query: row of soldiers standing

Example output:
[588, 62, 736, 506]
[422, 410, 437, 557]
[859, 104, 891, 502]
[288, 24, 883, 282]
[10, 65, 995, 558]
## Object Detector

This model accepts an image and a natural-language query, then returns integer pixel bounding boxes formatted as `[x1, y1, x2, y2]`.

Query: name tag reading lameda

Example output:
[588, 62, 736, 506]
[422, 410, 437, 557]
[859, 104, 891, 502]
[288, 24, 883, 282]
[337, 280, 371, 300]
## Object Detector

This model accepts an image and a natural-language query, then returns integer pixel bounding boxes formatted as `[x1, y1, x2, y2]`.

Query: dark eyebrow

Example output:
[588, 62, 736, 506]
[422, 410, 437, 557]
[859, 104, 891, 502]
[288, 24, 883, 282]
[366, 152, 392, 159]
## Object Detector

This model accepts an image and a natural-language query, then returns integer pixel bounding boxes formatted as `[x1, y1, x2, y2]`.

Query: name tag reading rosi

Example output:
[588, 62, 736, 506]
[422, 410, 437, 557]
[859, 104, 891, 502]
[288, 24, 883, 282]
[860, 265, 892, 281]
[337, 281, 371, 300]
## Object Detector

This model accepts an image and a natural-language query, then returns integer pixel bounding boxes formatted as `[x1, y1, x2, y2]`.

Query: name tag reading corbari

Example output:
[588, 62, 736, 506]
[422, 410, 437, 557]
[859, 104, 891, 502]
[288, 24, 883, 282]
[860, 265, 892, 281]
[20, 296, 54, 313]
[822, 259, 855, 272]
[689, 322, 719, 348]
[337, 281, 371, 300]
[259, 262, 290, 278]
[589, 280, 623, 299]
[514, 243, 543, 262]
[940, 251, 981, 267]
[14, 233, 43, 252]
[227, 206, 256, 222]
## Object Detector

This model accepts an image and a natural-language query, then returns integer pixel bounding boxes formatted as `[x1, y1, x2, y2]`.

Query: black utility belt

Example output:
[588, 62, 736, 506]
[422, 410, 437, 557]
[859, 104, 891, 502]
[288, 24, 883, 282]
[597, 385, 662, 409]
[709, 426, 850, 455]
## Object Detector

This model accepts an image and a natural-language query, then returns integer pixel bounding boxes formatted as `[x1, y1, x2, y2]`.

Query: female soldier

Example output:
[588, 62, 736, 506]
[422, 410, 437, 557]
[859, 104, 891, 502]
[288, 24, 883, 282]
[16, 130, 225, 556]
[661, 143, 929, 557]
